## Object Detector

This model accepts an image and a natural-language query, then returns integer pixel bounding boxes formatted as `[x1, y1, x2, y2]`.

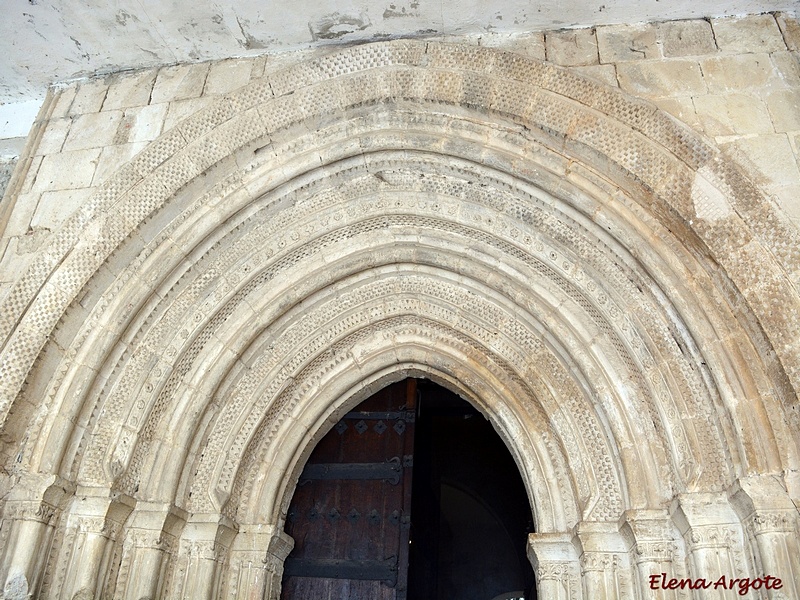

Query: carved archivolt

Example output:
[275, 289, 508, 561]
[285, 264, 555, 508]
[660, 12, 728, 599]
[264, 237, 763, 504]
[0, 40, 798, 599]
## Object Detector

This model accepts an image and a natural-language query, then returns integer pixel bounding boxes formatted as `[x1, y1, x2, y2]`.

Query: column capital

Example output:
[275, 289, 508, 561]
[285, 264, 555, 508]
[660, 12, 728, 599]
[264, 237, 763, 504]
[64, 486, 135, 540]
[527, 533, 582, 599]
[2, 473, 73, 524]
[527, 532, 578, 565]
[620, 509, 676, 563]
[180, 512, 238, 561]
[119, 502, 186, 558]
[728, 476, 799, 534]
[670, 492, 740, 539]
[226, 525, 295, 599]
[573, 521, 627, 572]
[727, 476, 800, 597]
[572, 522, 635, 598]
[267, 529, 294, 563]
[669, 492, 749, 588]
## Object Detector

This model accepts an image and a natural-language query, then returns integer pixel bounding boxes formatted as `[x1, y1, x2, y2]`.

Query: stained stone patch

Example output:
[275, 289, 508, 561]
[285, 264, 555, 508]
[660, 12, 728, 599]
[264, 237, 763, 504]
[711, 14, 787, 54]
[0, 158, 17, 201]
[656, 19, 717, 57]
[700, 53, 779, 93]
[693, 93, 774, 136]
[596, 23, 659, 62]
[545, 28, 599, 67]
[616, 59, 706, 97]
[151, 63, 211, 104]
[115, 104, 168, 144]
[766, 89, 800, 132]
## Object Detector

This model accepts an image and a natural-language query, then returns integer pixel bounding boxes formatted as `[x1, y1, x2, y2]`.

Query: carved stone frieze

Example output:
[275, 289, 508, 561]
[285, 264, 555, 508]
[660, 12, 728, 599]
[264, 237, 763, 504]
[125, 528, 166, 550]
[748, 511, 798, 535]
[537, 561, 577, 581]
[184, 539, 219, 561]
[685, 524, 738, 548]
[634, 541, 676, 564]
[2, 500, 58, 525]
[535, 561, 581, 600]
[580, 551, 621, 572]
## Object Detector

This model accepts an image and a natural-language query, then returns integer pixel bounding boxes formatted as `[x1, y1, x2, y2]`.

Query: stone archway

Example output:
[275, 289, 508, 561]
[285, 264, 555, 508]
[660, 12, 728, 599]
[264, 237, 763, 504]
[275, 377, 538, 600]
[0, 40, 798, 599]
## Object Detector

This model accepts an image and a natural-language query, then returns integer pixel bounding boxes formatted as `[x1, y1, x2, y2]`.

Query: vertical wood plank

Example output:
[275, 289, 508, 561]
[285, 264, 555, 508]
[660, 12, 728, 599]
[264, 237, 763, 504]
[281, 380, 416, 600]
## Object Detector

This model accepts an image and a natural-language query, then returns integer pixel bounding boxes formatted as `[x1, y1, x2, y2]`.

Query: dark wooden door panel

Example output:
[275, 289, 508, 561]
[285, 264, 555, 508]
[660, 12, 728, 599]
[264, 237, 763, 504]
[281, 380, 416, 600]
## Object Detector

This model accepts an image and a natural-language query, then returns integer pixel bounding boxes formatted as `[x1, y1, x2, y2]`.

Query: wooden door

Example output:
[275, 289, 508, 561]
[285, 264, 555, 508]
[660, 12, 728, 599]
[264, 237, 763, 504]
[281, 380, 417, 600]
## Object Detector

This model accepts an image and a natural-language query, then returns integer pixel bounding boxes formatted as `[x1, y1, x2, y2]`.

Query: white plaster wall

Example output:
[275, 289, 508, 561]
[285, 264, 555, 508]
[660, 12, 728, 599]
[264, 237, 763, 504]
[1, 0, 797, 103]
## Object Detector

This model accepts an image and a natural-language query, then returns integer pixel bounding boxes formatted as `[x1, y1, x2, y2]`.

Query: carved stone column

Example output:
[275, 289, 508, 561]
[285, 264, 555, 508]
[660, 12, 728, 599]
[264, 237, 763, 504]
[671, 493, 749, 599]
[169, 513, 237, 600]
[729, 476, 800, 599]
[574, 521, 635, 600]
[113, 502, 187, 600]
[528, 532, 582, 600]
[621, 509, 688, 600]
[226, 525, 294, 600]
[0, 474, 71, 600]
[55, 486, 134, 600]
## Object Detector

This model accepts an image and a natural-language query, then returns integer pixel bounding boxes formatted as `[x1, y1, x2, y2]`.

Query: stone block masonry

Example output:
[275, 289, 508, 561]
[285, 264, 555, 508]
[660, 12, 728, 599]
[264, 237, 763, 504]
[4, 12, 798, 281]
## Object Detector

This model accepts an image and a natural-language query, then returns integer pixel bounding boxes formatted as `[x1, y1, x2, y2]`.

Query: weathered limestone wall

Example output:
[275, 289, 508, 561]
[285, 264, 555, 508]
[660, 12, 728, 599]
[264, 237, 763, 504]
[556, 13, 800, 226]
[0, 12, 798, 600]
[2, 12, 799, 301]
[0, 54, 274, 294]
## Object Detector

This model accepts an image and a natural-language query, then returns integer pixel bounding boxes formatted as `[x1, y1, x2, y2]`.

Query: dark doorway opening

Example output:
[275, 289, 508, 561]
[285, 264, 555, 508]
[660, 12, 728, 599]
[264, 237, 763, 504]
[407, 380, 536, 600]
[281, 379, 536, 600]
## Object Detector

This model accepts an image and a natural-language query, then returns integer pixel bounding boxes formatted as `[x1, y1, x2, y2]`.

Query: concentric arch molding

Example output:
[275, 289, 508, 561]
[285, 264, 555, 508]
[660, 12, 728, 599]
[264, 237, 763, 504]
[70, 153, 720, 506]
[1, 40, 798, 528]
